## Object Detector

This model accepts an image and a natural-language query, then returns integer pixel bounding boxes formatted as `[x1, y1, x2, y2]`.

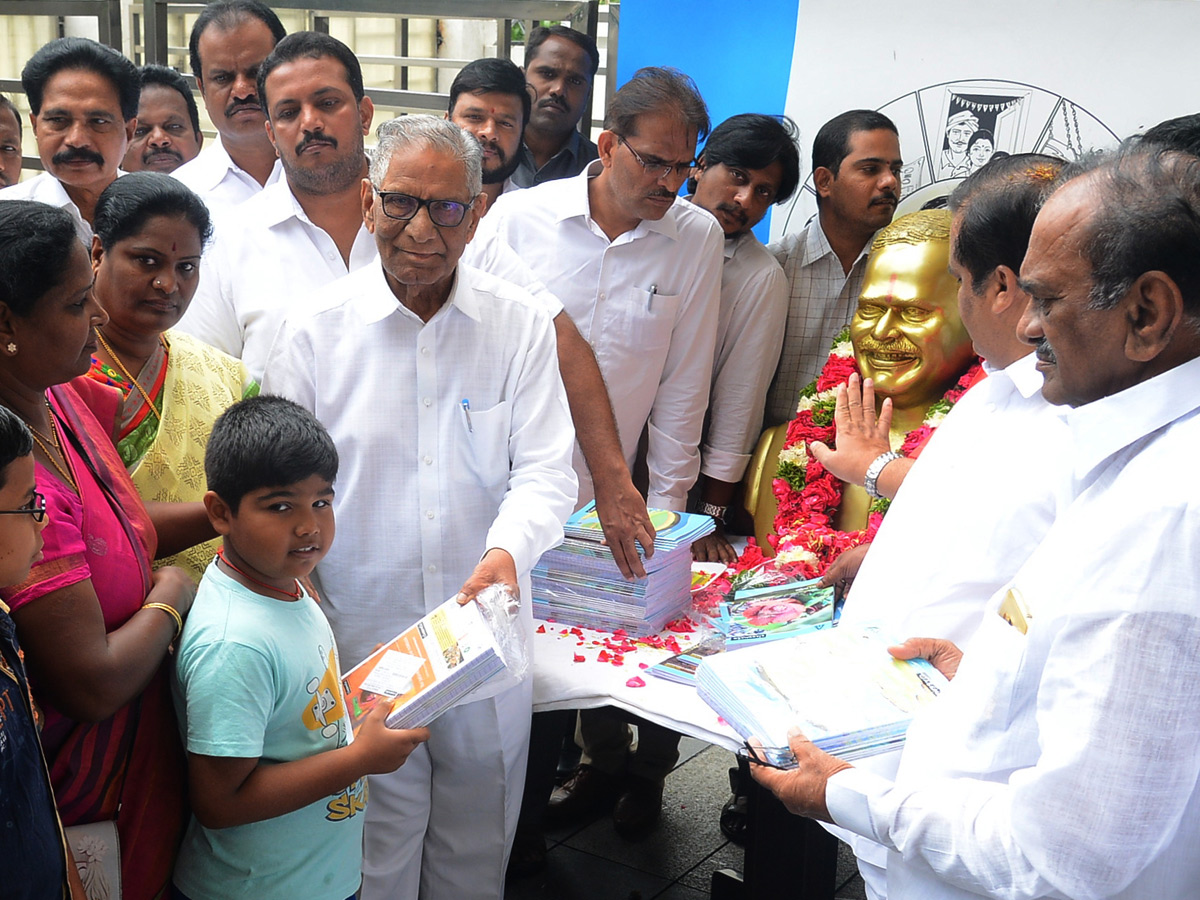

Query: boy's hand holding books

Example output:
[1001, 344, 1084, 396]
[351, 701, 431, 775]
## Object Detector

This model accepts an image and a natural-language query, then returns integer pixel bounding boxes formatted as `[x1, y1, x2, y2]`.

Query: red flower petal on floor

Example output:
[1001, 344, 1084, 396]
[626, 676, 646, 688]
[573, 654, 585, 663]
[536, 625, 547, 634]
[597, 650, 611, 662]
[639, 662, 649, 669]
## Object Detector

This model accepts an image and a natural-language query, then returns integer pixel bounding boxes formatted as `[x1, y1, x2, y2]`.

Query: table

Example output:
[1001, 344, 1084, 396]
[530, 617, 839, 899]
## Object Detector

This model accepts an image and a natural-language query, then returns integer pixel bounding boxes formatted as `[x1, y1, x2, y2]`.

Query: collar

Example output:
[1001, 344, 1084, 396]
[258, 178, 307, 228]
[724, 230, 758, 261]
[563, 159, 681, 240]
[358, 259, 481, 325]
[998, 351, 1044, 400]
[1065, 354, 1200, 481]
[801, 213, 870, 270]
[188, 135, 282, 191]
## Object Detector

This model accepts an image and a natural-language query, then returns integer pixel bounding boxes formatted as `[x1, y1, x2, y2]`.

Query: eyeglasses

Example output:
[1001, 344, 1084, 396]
[0, 491, 47, 523]
[372, 188, 475, 228]
[736, 741, 796, 771]
[617, 135, 695, 181]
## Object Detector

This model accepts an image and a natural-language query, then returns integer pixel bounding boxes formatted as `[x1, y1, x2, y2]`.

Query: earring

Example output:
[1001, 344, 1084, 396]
[6, 343, 15, 354]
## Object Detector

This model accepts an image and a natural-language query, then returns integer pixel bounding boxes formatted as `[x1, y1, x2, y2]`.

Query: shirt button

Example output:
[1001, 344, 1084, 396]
[423, 455, 433, 465]
[326, 251, 336, 260]
[421, 346, 430, 356]
[423, 397, 432, 407]
[599, 291, 605, 300]
[425, 510, 435, 519]
[427, 564, 437, 574]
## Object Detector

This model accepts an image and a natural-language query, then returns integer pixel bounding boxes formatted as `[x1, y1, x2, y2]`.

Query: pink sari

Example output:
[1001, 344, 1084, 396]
[2, 381, 186, 900]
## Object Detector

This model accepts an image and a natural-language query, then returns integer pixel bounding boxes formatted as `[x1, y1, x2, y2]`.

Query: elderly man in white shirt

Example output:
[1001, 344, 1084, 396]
[474, 66, 723, 839]
[752, 144, 1200, 900]
[0, 37, 137, 244]
[263, 115, 577, 900]
[170, 0, 285, 219]
[804, 153, 1069, 900]
[684, 113, 798, 565]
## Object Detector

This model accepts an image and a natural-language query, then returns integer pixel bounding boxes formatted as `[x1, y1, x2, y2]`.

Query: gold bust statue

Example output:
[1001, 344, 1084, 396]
[746, 209, 976, 547]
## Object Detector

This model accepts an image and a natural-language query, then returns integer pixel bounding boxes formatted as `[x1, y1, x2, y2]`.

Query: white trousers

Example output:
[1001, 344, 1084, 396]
[360, 678, 532, 900]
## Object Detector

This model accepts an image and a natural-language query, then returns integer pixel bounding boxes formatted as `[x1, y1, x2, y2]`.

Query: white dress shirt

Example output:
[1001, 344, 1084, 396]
[170, 135, 282, 222]
[701, 229, 788, 483]
[841, 352, 1066, 645]
[177, 178, 378, 381]
[826, 354, 1200, 900]
[829, 352, 1066, 883]
[474, 160, 724, 511]
[261, 261, 578, 687]
[0, 170, 123, 245]
[766, 216, 871, 425]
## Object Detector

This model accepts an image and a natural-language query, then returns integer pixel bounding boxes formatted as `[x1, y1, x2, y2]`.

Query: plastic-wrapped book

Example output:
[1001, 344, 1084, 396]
[696, 624, 949, 766]
[342, 593, 508, 730]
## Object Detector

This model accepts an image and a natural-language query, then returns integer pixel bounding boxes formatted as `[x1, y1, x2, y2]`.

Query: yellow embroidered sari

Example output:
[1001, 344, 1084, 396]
[87, 330, 258, 581]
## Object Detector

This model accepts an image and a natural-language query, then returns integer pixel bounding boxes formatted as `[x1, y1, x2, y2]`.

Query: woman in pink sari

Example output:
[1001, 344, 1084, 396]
[0, 200, 200, 900]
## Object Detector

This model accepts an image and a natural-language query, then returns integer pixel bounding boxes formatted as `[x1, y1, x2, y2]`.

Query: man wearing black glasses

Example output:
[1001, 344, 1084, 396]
[474, 66, 724, 842]
[262, 114, 578, 900]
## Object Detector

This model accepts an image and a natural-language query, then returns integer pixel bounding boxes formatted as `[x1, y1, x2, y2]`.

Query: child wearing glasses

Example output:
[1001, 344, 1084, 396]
[171, 396, 429, 900]
[0, 405, 89, 900]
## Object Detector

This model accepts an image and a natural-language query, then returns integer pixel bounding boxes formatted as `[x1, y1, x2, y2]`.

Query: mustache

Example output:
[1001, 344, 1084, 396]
[296, 132, 338, 155]
[870, 191, 898, 206]
[647, 188, 674, 200]
[224, 98, 261, 119]
[1034, 338, 1057, 365]
[857, 336, 921, 357]
[539, 96, 568, 112]
[143, 147, 183, 163]
[716, 202, 747, 227]
[52, 147, 105, 167]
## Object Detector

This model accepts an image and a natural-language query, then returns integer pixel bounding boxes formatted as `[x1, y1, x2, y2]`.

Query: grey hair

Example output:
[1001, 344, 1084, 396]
[370, 115, 482, 197]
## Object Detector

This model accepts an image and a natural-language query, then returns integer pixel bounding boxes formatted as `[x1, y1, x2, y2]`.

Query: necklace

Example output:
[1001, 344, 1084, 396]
[216, 547, 302, 600]
[93, 327, 165, 422]
[25, 400, 78, 492]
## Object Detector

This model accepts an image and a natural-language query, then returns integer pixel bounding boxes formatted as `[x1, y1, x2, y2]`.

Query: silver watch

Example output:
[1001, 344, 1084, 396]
[863, 450, 904, 500]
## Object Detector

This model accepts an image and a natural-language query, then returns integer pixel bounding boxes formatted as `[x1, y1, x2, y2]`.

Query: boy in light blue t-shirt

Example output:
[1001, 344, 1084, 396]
[172, 396, 430, 900]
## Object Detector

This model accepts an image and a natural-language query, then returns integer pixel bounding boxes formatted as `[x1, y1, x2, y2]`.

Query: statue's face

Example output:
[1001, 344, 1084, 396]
[851, 240, 973, 407]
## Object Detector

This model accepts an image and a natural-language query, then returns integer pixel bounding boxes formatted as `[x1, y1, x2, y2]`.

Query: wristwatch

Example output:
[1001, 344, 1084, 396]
[700, 501, 727, 523]
[863, 450, 904, 500]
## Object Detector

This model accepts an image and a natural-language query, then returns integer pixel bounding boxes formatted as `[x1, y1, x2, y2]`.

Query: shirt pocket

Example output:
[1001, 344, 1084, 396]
[451, 399, 512, 497]
[618, 286, 682, 352]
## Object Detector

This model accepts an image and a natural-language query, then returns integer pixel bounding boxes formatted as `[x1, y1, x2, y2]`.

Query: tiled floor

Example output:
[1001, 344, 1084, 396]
[505, 737, 867, 900]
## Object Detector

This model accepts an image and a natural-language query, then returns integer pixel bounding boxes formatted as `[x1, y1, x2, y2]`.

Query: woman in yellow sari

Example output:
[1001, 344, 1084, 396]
[85, 172, 257, 581]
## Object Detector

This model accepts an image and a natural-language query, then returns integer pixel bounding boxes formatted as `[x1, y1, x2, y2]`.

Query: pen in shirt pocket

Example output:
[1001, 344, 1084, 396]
[461, 398, 473, 432]
[647, 283, 658, 311]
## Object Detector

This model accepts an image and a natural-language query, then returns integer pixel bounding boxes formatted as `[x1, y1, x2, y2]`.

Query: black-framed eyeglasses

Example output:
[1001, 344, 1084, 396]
[736, 741, 796, 771]
[0, 491, 47, 523]
[372, 187, 475, 228]
[617, 135, 695, 180]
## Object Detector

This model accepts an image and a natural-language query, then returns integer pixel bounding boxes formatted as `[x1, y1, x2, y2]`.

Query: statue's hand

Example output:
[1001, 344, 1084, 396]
[808, 373, 893, 487]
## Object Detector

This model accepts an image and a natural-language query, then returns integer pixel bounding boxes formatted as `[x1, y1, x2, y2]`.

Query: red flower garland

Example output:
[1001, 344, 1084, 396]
[762, 335, 983, 579]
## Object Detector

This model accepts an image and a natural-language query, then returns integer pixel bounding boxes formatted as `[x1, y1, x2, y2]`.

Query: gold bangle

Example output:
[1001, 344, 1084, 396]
[142, 602, 183, 640]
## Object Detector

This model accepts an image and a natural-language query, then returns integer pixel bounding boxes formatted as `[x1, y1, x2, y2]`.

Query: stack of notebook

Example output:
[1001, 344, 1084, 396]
[342, 595, 508, 730]
[696, 624, 949, 766]
[532, 502, 715, 635]
[706, 577, 835, 647]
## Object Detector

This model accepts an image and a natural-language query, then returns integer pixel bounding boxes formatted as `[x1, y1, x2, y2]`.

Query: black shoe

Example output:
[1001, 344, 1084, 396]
[505, 829, 547, 880]
[612, 774, 664, 841]
[720, 763, 750, 846]
[545, 764, 621, 827]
